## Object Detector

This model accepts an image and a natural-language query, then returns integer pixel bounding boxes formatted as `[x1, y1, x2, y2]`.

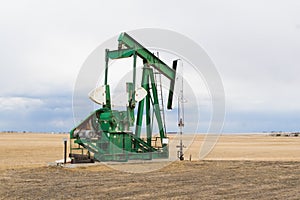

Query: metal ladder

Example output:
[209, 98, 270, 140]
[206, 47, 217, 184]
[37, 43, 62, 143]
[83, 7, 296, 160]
[154, 71, 167, 134]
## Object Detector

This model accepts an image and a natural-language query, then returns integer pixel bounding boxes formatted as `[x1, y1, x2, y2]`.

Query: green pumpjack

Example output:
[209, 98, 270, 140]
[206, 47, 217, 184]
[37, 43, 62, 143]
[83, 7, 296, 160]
[69, 32, 177, 163]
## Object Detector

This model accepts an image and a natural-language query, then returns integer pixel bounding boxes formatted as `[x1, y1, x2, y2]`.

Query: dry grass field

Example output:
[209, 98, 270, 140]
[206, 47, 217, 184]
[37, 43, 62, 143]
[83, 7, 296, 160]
[0, 132, 299, 199]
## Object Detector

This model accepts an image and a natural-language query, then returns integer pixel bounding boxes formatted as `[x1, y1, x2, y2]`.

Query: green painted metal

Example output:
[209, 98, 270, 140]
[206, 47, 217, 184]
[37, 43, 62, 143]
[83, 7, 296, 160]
[70, 107, 160, 161]
[132, 52, 137, 100]
[167, 60, 178, 109]
[104, 85, 111, 109]
[69, 32, 175, 162]
[118, 32, 175, 80]
[118, 32, 177, 110]
[149, 69, 167, 146]
[107, 48, 135, 59]
[145, 76, 152, 147]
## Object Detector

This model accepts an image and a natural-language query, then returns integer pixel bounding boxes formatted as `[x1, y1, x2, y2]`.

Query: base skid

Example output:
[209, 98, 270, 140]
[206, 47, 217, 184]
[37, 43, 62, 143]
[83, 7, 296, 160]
[70, 132, 169, 162]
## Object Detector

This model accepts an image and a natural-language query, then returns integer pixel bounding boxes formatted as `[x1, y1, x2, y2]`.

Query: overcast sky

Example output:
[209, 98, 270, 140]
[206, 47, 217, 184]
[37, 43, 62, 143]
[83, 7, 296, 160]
[0, 0, 299, 133]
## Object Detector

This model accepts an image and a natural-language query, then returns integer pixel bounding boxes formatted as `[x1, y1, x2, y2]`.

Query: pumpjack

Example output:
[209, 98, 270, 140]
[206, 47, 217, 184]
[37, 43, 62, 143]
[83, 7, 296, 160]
[69, 32, 178, 162]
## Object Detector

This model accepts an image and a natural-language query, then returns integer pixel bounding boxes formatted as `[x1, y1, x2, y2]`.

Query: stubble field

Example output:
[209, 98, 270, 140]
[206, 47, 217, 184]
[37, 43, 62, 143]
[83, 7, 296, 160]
[0, 132, 299, 199]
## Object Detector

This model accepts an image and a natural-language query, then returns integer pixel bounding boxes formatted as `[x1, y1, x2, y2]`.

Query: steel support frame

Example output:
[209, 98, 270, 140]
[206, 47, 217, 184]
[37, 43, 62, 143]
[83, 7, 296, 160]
[135, 66, 166, 147]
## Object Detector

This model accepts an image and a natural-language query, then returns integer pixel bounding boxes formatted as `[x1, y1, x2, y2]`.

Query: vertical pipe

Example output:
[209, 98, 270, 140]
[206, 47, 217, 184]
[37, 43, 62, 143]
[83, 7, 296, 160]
[177, 59, 184, 161]
[104, 49, 109, 85]
[145, 67, 152, 158]
[135, 66, 148, 139]
[149, 70, 165, 145]
[104, 49, 111, 109]
[64, 139, 67, 164]
[133, 52, 137, 98]
[146, 86, 151, 147]
[135, 99, 144, 139]
[105, 85, 111, 109]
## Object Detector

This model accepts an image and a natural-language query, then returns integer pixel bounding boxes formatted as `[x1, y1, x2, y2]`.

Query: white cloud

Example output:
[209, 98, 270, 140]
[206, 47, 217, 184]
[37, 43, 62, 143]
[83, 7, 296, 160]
[0, 97, 43, 111]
